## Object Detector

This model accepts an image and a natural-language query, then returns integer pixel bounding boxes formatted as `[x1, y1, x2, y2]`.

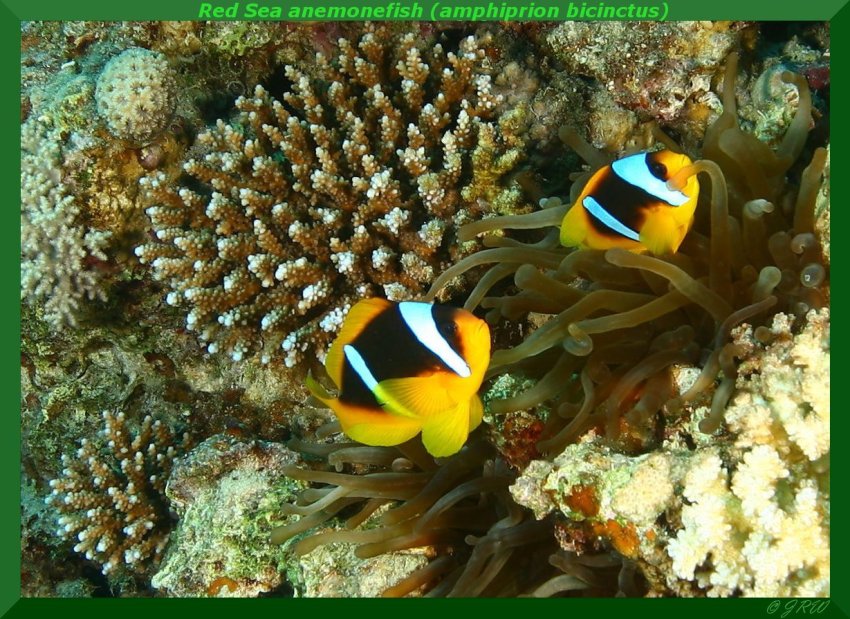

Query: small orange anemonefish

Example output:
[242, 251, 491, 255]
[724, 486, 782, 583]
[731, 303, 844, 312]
[306, 298, 491, 458]
[560, 150, 700, 255]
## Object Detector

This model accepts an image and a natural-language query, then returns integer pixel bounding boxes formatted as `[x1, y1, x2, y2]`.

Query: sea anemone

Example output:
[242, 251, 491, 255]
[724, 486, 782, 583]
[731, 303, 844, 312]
[424, 53, 828, 456]
[270, 426, 630, 596]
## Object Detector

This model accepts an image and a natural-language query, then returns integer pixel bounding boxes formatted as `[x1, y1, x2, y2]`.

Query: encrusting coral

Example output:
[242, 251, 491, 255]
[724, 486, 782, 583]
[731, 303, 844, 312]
[136, 25, 529, 366]
[425, 53, 828, 457]
[45, 411, 190, 576]
[21, 116, 111, 330]
[543, 21, 743, 124]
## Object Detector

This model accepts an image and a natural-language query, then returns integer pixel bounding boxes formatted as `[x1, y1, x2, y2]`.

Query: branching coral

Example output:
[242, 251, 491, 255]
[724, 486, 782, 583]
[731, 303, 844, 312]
[426, 53, 828, 457]
[136, 25, 529, 365]
[668, 447, 828, 597]
[45, 411, 190, 576]
[21, 117, 111, 330]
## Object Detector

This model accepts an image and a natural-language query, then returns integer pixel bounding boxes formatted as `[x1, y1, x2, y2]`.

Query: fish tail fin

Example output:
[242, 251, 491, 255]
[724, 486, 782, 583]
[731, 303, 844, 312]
[421, 399, 471, 458]
[559, 202, 586, 249]
[305, 371, 336, 406]
[307, 372, 423, 448]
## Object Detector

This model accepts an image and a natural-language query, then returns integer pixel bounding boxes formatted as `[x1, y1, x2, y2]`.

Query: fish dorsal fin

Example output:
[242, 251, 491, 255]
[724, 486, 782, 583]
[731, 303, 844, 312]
[325, 298, 392, 387]
[373, 375, 457, 420]
[421, 399, 471, 458]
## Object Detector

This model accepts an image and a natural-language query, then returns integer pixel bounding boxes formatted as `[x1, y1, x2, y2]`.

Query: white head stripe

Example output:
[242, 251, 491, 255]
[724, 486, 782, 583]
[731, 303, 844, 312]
[611, 153, 689, 206]
[344, 344, 379, 392]
[398, 302, 471, 378]
[583, 196, 640, 241]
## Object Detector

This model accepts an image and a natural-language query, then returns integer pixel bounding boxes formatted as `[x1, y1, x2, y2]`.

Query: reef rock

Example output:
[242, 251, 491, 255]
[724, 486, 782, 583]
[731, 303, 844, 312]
[152, 434, 303, 597]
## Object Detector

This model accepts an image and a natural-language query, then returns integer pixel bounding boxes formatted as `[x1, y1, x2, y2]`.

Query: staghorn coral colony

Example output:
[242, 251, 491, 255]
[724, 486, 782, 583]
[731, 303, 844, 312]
[21, 20, 828, 598]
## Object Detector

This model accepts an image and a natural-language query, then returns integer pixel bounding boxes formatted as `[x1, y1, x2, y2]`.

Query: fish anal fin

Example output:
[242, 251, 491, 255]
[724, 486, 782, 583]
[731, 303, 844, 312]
[421, 399, 471, 458]
[325, 298, 392, 386]
[469, 394, 483, 432]
[344, 415, 423, 447]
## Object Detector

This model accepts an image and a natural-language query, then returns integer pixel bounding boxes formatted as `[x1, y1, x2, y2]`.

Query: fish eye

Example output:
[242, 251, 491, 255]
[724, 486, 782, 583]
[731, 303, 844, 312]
[438, 320, 458, 336]
[649, 160, 667, 179]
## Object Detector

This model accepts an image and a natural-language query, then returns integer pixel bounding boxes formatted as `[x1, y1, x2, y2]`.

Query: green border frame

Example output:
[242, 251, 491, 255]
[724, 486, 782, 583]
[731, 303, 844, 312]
[10, 0, 845, 615]
[3, 0, 850, 20]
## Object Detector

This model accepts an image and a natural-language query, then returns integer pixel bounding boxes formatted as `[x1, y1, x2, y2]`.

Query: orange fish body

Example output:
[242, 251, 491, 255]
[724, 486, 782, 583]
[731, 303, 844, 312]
[560, 150, 699, 255]
[307, 298, 491, 458]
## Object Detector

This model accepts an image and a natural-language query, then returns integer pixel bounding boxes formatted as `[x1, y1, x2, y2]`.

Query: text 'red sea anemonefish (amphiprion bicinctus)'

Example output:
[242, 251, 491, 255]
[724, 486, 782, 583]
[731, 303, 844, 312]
[306, 298, 491, 458]
[560, 150, 700, 255]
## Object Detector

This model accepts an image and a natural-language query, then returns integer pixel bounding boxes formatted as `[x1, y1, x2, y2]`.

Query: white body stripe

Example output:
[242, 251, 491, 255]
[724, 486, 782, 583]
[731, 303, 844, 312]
[398, 301, 471, 378]
[344, 344, 379, 391]
[583, 196, 640, 241]
[612, 153, 689, 206]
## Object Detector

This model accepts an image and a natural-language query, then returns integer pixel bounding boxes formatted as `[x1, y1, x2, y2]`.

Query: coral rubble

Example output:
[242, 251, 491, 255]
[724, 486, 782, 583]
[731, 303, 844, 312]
[136, 25, 529, 365]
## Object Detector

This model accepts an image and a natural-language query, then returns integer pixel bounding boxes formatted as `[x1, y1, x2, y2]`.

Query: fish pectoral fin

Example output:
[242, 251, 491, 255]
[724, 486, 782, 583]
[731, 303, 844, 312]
[639, 210, 682, 255]
[559, 203, 586, 248]
[307, 372, 423, 447]
[421, 399, 471, 458]
[373, 376, 455, 420]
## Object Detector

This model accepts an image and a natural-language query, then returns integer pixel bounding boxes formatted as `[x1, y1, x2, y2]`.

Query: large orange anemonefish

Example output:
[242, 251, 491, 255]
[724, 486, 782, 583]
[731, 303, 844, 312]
[560, 150, 700, 255]
[306, 298, 491, 458]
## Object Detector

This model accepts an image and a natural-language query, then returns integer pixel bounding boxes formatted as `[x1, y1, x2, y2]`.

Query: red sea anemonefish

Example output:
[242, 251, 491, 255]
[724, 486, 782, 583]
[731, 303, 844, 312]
[306, 298, 491, 457]
[559, 150, 700, 255]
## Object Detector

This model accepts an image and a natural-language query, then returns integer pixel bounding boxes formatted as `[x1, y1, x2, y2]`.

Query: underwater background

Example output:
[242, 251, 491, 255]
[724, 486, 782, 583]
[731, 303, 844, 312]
[20, 20, 829, 597]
